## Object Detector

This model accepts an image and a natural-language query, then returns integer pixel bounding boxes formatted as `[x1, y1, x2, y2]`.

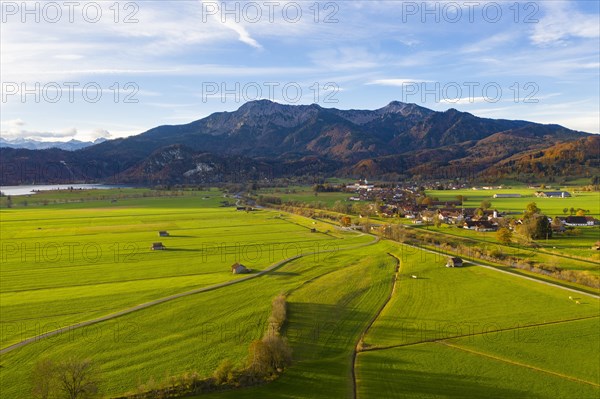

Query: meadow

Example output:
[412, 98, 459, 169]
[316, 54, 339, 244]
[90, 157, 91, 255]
[427, 188, 600, 217]
[356, 247, 600, 399]
[0, 188, 598, 398]
[0, 190, 368, 348]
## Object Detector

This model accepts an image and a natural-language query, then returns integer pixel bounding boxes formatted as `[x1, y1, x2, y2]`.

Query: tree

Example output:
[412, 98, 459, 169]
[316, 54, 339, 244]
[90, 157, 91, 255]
[421, 197, 433, 206]
[262, 335, 292, 371]
[562, 208, 569, 215]
[525, 202, 541, 217]
[576, 209, 586, 216]
[522, 215, 552, 240]
[496, 227, 512, 245]
[247, 340, 273, 377]
[569, 207, 576, 215]
[32, 359, 56, 399]
[6, 195, 12, 208]
[56, 358, 100, 399]
[32, 358, 99, 399]
[480, 200, 492, 210]
[340, 216, 351, 227]
[455, 195, 467, 202]
[332, 200, 349, 214]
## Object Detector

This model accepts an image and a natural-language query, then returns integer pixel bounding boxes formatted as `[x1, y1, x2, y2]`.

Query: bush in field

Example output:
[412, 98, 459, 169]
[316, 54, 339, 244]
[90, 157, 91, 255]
[213, 359, 236, 385]
[268, 295, 287, 334]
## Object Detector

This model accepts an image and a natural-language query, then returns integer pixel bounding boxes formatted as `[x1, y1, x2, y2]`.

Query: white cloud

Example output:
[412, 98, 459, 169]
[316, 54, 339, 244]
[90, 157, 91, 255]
[367, 79, 433, 87]
[531, 1, 600, 46]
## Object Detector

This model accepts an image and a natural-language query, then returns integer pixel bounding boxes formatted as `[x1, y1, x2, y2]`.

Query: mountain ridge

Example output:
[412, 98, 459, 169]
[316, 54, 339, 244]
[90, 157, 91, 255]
[0, 100, 594, 185]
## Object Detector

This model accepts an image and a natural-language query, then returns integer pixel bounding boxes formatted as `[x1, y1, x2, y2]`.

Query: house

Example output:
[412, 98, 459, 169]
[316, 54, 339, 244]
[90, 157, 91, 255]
[231, 263, 250, 274]
[537, 191, 571, 198]
[463, 220, 498, 232]
[564, 216, 592, 226]
[151, 242, 166, 250]
[446, 257, 464, 267]
[493, 193, 522, 198]
[158, 231, 169, 237]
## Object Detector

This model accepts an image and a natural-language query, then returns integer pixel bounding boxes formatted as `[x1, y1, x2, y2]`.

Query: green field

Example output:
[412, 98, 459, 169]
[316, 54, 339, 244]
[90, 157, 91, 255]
[0, 191, 367, 348]
[0, 189, 598, 398]
[356, 247, 600, 399]
[427, 188, 600, 217]
[257, 186, 353, 207]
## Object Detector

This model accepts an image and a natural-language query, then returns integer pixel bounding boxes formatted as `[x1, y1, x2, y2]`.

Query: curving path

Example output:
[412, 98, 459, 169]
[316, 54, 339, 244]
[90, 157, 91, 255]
[351, 253, 401, 399]
[0, 235, 379, 356]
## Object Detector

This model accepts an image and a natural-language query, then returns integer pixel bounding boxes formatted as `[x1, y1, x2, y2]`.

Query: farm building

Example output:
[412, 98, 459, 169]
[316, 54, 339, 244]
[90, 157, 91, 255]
[158, 231, 170, 237]
[151, 242, 166, 250]
[493, 193, 521, 198]
[446, 257, 464, 267]
[564, 216, 593, 226]
[536, 191, 571, 198]
[231, 263, 250, 274]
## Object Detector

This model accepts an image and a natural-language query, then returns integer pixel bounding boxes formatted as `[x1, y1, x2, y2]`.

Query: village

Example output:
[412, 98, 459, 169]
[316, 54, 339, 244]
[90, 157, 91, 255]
[343, 180, 600, 233]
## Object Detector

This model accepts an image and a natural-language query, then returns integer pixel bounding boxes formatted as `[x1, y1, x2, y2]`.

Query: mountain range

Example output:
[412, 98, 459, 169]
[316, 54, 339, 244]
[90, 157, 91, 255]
[0, 100, 597, 185]
[0, 137, 106, 151]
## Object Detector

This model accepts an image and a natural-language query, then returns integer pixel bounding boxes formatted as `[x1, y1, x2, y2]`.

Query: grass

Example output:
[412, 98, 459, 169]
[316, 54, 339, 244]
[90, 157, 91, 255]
[1, 188, 598, 399]
[256, 186, 353, 207]
[362, 246, 599, 347]
[409, 223, 600, 272]
[357, 343, 599, 399]
[0, 240, 394, 398]
[354, 243, 600, 399]
[0, 194, 368, 347]
[426, 188, 600, 217]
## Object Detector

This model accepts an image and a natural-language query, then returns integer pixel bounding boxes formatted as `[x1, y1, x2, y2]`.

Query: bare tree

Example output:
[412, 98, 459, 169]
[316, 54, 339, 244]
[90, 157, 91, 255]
[56, 358, 100, 399]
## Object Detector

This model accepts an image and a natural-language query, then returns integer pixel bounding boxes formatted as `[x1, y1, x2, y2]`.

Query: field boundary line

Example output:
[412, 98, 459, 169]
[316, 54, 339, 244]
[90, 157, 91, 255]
[401, 242, 600, 299]
[438, 341, 600, 387]
[0, 235, 379, 355]
[403, 222, 600, 267]
[362, 314, 600, 353]
[352, 253, 401, 399]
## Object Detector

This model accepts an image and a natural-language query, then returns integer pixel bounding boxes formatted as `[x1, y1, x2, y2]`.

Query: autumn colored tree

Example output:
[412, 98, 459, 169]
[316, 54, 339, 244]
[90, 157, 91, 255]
[496, 227, 512, 245]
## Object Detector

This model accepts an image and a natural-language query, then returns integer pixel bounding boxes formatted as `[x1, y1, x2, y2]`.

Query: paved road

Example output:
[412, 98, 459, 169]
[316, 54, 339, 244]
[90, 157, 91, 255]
[0, 235, 379, 355]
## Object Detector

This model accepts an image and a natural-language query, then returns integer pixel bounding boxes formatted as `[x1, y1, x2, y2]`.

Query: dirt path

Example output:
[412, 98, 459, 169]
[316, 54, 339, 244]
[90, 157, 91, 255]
[438, 341, 600, 387]
[351, 253, 401, 399]
[0, 235, 379, 356]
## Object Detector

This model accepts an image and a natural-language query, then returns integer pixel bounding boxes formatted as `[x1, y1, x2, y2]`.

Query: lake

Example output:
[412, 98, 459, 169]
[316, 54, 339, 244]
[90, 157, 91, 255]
[0, 184, 131, 196]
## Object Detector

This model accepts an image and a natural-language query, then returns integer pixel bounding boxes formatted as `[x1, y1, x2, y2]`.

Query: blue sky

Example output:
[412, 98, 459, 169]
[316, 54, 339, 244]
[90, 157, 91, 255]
[1, 0, 599, 141]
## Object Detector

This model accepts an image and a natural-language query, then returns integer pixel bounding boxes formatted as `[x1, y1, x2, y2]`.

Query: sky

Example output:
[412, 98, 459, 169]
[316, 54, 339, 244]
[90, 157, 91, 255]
[1, 0, 599, 142]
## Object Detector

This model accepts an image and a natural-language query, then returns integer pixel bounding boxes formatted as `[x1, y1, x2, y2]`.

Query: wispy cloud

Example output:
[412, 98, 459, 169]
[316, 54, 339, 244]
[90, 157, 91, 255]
[531, 1, 600, 46]
[367, 79, 433, 87]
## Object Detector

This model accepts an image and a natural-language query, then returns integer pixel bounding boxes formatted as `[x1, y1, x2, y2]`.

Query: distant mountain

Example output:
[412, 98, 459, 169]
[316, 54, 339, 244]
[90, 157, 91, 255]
[0, 100, 594, 185]
[0, 137, 106, 151]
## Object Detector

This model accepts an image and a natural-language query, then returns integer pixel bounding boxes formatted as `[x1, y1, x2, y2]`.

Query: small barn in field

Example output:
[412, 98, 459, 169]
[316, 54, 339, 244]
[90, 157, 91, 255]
[151, 242, 166, 250]
[446, 257, 464, 268]
[158, 231, 170, 237]
[231, 263, 251, 274]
